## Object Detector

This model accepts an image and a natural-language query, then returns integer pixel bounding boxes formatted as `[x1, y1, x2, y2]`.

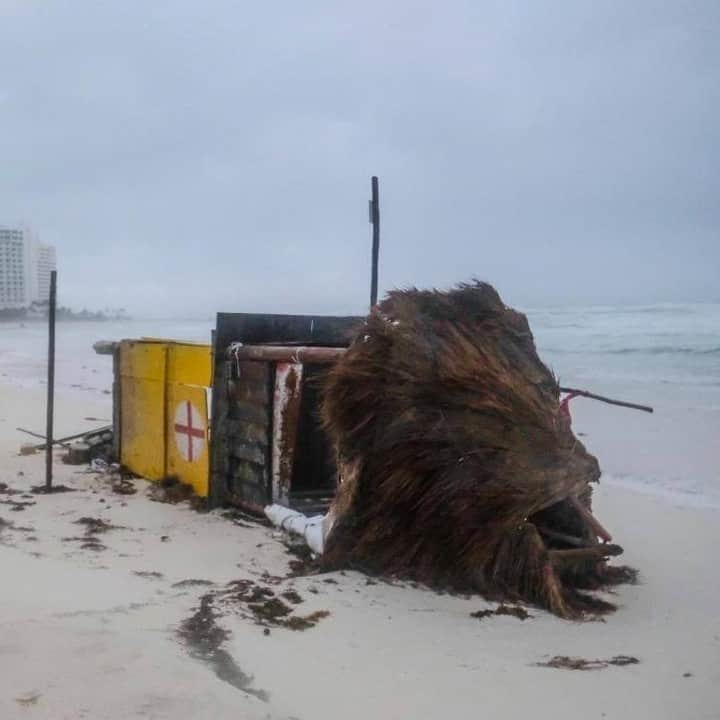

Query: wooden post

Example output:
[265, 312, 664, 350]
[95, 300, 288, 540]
[45, 270, 57, 490]
[370, 176, 380, 307]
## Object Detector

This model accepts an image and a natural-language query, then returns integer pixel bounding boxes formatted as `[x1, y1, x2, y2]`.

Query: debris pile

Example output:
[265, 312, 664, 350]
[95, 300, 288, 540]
[320, 282, 635, 618]
[536, 655, 640, 670]
[18, 425, 112, 462]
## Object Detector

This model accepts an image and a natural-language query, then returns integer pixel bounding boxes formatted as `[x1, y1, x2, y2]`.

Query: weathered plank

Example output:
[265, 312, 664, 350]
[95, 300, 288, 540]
[215, 313, 361, 351]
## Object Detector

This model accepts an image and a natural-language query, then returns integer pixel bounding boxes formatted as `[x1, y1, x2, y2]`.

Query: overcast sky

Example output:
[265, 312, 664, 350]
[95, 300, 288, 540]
[1, 1, 718, 316]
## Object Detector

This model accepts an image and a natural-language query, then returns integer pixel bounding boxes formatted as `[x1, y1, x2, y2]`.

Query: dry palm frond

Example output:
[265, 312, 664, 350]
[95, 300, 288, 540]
[320, 282, 634, 618]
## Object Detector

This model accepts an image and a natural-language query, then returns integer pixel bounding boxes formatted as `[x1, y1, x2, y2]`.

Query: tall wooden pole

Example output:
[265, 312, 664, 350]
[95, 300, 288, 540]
[45, 270, 57, 490]
[370, 176, 380, 307]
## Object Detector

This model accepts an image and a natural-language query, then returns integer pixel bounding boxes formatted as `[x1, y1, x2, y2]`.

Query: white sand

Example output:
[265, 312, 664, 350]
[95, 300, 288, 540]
[1, 381, 719, 720]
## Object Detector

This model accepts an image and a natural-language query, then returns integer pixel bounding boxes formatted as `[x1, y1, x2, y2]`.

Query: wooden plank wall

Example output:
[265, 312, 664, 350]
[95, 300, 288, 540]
[209, 313, 361, 509]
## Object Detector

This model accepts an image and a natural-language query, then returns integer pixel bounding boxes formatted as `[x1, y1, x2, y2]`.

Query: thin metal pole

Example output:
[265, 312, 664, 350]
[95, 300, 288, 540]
[370, 176, 380, 307]
[45, 270, 57, 490]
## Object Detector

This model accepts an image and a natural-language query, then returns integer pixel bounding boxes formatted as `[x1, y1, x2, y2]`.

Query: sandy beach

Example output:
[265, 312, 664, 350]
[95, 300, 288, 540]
[1, 373, 719, 720]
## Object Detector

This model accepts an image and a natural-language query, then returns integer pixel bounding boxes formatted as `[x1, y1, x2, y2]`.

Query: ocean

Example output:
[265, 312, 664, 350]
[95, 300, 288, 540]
[529, 303, 720, 394]
[1, 304, 718, 507]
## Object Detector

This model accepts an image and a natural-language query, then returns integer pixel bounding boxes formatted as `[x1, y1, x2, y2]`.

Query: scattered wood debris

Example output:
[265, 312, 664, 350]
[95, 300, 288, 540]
[471, 604, 532, 621]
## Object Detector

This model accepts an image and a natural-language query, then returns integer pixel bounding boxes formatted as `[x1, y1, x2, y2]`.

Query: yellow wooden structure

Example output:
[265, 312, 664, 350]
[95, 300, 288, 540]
[119, 339, 212, 496]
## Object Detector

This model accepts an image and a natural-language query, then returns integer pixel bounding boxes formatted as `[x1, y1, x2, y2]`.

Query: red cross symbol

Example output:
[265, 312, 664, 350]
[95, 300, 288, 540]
[174, 401, 205, 462]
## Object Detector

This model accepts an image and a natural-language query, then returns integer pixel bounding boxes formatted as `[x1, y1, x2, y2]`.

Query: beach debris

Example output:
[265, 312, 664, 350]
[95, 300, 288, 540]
[74, 516, 119, 534]
[283, 610, 330, 631]
[63, 516, 120, 551]
[172, 579, 215, 589]
[222, 508, 270, 528]
[112, 479, 137, 495]
[93, 340, 118, 355]
[284, 542, 320, 577]
[149, 476, 205, 509]
[320, 281, 637, 619]
[0, 483, 22, 496]
[265, 504, 327, 554]
[178, 580, 329, 697]
[0, 496, 36, 511]
[178, 592, 269, 701]
[558, 387, 653, 414]
[249, 597, 293, 622]
[17, 425, 112, 451]
[15, 692, 41, 707]
[65, 442, 90, 465]
[536, 655, 639, 670]
[221, 579, 330, 631]
[471, 604, 531, 621]
[30, 484, 75, 494]
[90, 458, 110, 473]
[281, 589, 303, 604]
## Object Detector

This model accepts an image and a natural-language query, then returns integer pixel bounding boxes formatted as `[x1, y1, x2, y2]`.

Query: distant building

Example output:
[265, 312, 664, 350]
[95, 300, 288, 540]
[0, 227, 26, 309]
[0, 226, 57, 309]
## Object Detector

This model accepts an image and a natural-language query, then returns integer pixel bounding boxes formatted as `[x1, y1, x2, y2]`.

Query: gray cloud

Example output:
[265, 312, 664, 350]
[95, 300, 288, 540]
[1, 0, 718, 315]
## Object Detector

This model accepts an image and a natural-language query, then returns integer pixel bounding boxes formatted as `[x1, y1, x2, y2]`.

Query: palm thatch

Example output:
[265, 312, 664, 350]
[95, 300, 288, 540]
[320, 282, 635, 618]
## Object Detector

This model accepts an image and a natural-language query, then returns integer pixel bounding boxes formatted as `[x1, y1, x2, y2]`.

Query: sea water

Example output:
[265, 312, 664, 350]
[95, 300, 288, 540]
[529, 303, 720, 507]
[1, 304, 718, 507]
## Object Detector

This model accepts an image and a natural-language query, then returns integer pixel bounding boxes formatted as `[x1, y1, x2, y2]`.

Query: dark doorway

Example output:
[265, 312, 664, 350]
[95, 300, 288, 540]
[289, 364, 337, 513]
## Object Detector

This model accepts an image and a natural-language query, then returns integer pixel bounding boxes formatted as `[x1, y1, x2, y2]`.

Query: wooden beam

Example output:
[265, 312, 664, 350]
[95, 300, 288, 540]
[229, 345, 347, 364]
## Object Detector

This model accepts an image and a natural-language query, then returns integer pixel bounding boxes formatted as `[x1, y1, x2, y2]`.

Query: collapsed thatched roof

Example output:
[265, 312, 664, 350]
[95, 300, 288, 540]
[320, 282, 634, 618]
